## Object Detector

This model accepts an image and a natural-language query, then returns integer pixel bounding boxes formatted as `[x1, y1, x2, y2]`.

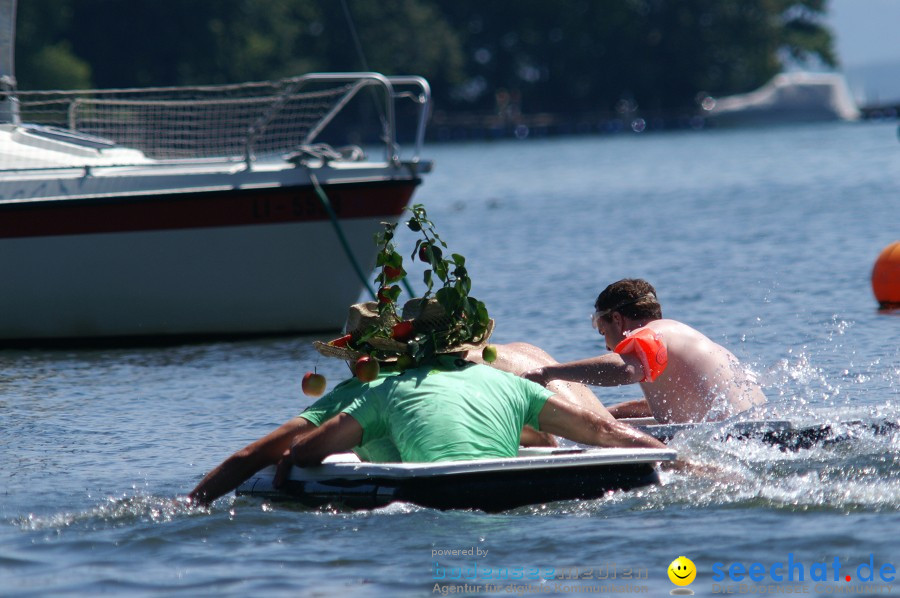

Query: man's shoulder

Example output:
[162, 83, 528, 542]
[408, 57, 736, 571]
[399, 358, 530, 387]
[646, 319, 728, 356]
[647, 319, 705, 338]
[467, 362, 553, 399]
[411, 356, 496, 377]
[460, 361, 525, 381]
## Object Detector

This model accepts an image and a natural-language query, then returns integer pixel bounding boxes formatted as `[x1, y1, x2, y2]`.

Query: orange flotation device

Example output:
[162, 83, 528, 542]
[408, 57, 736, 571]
[614, 327, 668, 382]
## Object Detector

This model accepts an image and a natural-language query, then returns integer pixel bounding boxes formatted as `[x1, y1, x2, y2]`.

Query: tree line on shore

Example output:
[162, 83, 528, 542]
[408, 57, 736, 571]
[14, 0, 835, 120]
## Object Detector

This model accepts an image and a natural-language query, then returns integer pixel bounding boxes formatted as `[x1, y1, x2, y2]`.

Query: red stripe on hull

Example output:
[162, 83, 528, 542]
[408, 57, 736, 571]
[0, 179, 419, 238]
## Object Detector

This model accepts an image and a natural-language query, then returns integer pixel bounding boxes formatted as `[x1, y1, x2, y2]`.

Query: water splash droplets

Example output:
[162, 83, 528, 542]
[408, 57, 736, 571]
[651, 412, 900, 512]
[16, 494, 201, 532]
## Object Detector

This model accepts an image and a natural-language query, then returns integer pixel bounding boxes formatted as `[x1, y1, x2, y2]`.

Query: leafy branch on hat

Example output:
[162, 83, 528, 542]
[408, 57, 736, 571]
[359, 203, 491, 365]
[373, 222, 404, 321]
[405, 205, 490, 349]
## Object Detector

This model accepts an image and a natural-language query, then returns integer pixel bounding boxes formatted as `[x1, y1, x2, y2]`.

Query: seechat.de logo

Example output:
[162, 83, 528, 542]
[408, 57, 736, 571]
[668, 556, 697, 595]
[711, 553, 896, 584]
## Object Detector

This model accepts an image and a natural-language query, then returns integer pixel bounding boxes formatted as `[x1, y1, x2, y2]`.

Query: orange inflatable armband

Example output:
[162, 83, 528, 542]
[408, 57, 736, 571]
[614, 327, 668, 382]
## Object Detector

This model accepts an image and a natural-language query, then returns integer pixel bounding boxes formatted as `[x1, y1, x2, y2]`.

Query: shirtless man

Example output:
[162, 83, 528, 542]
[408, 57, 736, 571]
[522, 279, 766, 424]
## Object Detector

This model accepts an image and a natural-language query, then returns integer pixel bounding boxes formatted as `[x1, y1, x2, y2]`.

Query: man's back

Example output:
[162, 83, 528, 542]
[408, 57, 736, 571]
[343, 356, 552, 462]
[640, 319, 766, 422]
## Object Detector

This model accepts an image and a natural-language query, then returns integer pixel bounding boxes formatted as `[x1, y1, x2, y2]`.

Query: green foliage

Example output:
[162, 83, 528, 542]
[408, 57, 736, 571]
[434, 0, 835, 114]
[12, 0, 837, 119]
[13, 0, 91, 89]
[365, 204, 490, 366]
[12, 0, 462, 89]
[777, 0, 838, 67]
[19, 42, 91, 90]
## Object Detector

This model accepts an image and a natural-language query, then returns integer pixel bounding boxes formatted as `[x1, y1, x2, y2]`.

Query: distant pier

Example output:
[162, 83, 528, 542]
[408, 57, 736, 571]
[427, 104, 898, 142]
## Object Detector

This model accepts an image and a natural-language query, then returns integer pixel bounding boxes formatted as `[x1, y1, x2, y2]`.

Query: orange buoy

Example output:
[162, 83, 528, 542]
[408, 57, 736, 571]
[872, 241, 900, 308]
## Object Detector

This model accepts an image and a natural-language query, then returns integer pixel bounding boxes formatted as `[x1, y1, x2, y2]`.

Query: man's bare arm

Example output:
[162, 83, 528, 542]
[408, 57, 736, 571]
[537, 396, 665, 449]
[607, 399, 654, 419]
[189, 417, 314, 505]
[290, 413, 364, 467]
[523, 353, 644, 388]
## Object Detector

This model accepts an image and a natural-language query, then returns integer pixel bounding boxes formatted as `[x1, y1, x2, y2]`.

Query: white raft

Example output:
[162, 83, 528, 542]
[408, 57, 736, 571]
[236, 447, 676, 512]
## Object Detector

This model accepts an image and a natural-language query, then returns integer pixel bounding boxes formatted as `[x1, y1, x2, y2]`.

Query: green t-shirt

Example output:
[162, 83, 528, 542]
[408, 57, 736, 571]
[299, 371, 402, 462]
[342, 356, 553, 462]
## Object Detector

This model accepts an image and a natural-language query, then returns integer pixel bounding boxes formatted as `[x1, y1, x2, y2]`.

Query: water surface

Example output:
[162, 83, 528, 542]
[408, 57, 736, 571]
[2, 121, 899, 596]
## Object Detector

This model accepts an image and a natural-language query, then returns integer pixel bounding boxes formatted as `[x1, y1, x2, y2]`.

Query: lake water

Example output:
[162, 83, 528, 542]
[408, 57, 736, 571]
[2, 121, 899, 597]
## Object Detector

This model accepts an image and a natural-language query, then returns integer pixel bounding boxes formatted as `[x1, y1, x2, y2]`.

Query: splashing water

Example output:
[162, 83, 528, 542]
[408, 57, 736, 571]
[16, 494, 204, 532]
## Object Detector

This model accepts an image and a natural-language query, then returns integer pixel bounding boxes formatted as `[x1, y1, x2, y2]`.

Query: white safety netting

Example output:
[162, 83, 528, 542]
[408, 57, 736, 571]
[9, 78, 357, 161]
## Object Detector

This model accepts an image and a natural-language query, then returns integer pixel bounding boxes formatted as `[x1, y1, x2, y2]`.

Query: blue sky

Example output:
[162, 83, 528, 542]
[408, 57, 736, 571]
[829, 0, 900, 66]
[827, 0, 900, 104]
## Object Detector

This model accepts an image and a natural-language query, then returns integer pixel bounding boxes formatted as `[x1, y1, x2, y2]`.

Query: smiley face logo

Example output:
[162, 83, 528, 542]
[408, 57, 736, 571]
[667, 556, 696, 586]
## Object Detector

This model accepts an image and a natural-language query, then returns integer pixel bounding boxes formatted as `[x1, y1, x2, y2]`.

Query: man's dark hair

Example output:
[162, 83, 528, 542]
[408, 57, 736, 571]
[594, 279, 662, 321]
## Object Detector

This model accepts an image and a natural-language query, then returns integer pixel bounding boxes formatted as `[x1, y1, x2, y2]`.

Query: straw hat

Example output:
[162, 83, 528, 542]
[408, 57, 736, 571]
[314, 297, 493, 362]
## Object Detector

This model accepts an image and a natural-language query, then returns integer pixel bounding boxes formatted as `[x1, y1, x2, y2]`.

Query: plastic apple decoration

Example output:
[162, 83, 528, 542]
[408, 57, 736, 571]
[418, 244, 443, 263]
[355, 356, 380, 382]
[302, 371, 327, 397]
[377, 285, 400, 304]
[391, 320, 415, 340]
[383, 265, 404, 282]
[481, 344, 498, 364]
[396, 354, 415, 370]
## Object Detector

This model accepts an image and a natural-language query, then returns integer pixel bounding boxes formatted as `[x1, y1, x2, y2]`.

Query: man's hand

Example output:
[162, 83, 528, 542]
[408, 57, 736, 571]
[607, 399, 654, 419]
[520, 425, 558, 448]
[522, 367, 548, 386]
[273, 449, 293, 489]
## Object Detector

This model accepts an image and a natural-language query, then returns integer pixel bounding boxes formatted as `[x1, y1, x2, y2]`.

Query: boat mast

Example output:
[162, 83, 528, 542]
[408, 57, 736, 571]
[0, 0, 19, 124]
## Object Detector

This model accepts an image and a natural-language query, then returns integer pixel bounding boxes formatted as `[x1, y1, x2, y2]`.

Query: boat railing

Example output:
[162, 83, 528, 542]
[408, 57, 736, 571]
[2, 72, 431, 171]
[387, 76, 432, 165]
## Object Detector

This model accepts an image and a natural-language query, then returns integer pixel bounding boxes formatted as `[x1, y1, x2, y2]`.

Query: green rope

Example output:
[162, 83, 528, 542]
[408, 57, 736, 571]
[309, 170, 417, 301]
[400, 270, 416, 297]
[309, 172, 377, 300]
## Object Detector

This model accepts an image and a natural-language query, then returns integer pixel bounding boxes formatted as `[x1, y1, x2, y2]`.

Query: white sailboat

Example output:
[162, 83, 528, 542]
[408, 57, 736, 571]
[0, 1, 432, 343]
